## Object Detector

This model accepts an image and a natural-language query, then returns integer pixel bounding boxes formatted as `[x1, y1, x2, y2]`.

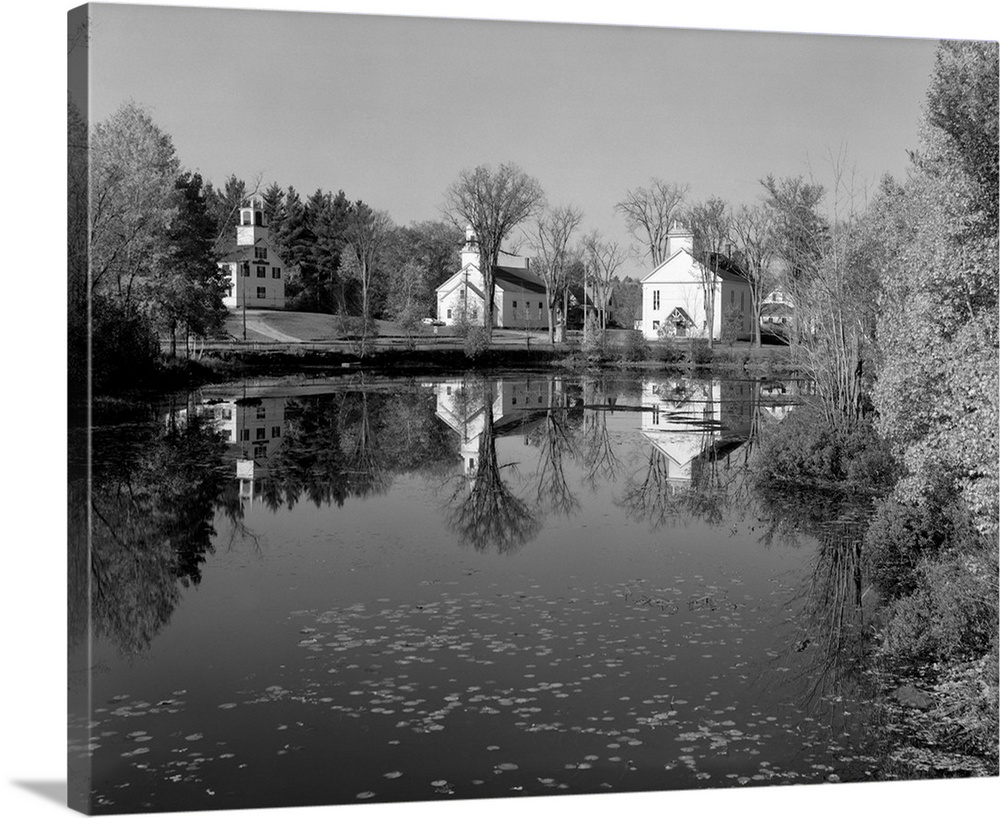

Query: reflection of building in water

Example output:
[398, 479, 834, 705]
[434, 378, 564, 476]
[759, 380, 801, 422]
[640, 379, 722, 489]
[169, 396, 287, 505]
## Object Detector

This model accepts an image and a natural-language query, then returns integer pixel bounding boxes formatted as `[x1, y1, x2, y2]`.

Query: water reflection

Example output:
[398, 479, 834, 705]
[76, 373, 815, 654]
[72, 371, 902, 810]
[73, 407, 238, 656]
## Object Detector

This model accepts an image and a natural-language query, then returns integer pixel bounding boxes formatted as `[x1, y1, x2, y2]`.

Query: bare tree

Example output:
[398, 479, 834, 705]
[730, 203, 777, 347]
[582, 231, 627, 331]
[342, 207, 393, 354]
[615, 179, 690, 266]
[686, 197, 732, 348]
[529, 205, 583, 343]
[444, 163, 545, 339]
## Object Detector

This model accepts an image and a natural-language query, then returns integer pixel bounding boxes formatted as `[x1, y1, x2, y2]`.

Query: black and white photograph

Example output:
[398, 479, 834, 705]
[8, 2, 1000, 817]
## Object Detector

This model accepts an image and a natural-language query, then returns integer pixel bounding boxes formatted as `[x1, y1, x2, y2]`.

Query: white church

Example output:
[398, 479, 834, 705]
[219, 199, 287, 310]
[435, 228, 549, 329]
[639, 222, 752, 341]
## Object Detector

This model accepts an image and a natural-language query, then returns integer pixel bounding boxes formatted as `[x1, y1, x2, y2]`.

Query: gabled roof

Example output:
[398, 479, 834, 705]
[494, 265, 546, 294]
[641, 248, 749, 285]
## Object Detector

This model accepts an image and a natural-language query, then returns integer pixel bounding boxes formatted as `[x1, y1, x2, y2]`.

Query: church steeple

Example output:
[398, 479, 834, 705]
[236, 198, 268, 247]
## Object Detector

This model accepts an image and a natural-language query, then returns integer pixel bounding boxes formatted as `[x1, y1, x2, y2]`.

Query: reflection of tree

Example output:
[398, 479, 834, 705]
[81, 412, 232, 656]
[753, 482, 877, 724]
[262, 389, 456, 509]
[619, 447, 683, 528]
[578, 380, 623, 489]
[530, 407, 579, 516]
[340, 391, 390, 498]
[447, 384, 540, 553]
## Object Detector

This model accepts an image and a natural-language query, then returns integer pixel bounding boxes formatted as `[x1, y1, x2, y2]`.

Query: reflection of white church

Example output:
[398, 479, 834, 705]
[640, 379, 721, 488]
[433, 378, 561, 476]
[176, 396, 287, 503]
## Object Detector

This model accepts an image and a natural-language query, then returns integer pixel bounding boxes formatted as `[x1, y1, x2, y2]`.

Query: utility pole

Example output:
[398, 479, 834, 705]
[242, 260, 248, 341]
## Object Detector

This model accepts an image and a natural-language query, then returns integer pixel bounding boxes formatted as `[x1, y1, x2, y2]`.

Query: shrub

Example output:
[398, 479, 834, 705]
[581, 317, 608, 362]
[755, 405, 895, 489]
[652, 336, 685, 364]
[746, 347, 776, 378]
[463, 325, 490, 359]
[864, 497, 950, 601]
[616, 329, 648, 363]
[882, 551, 997, 663]
[689, 337, 712, 366]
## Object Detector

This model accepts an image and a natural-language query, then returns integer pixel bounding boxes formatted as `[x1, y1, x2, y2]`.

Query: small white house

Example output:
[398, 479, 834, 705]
[435, 228, 548, 329]
[220, 200, 286, 309]
[640, 223, 752, 341]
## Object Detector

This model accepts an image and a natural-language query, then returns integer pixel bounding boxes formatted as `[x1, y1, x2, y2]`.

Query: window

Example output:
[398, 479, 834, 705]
[257, 266, 266, 278]
[241, 263, 250, 277]
[272, 426, 281, 438]
[253, 444, 267, 458]
[740, 292, 745, 309]
[256, 427, 266, 440]
[254, 247, 268, 260]
[257, 287, 266, 299]
[653, 291, 660, 310]
[272, 267, 281, 278]
[730, 290, 735, 304]
[242, 212, 251, 226]
[652, 320, 660, 331]
[256, 406, 266, 419]
[240, 428, 250, 441]
[446, 308, 452, 319]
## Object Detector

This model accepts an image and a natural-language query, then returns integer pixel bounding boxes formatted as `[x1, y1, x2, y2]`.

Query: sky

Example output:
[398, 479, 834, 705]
[1, 4, 998, 818]
[78, 1, 966, 278]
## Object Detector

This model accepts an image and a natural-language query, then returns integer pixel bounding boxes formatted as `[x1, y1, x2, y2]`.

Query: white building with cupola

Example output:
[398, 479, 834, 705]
[435, 227, 549, 329]
[640, 222, 752, 341]
[219, 199, 287, 309]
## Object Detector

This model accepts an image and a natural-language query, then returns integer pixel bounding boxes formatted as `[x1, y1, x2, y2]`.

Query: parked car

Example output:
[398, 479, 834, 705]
[422, 317, 445, 326]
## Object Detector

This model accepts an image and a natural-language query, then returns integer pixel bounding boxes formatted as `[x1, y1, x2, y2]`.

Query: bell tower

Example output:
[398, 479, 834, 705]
[236, 198, 268, 247]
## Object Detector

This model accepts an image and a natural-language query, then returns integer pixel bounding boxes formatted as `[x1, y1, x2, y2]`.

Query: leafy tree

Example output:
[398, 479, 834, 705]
[444, 163, 545, 339]
[611, 276, 642, 329]
[274, 186, 318, 308]
[155, 172, 228, 356]
[760, 174, 829, 287]
[380, 220, 464, 318]
[925, 40, 999, 232]
[89, 101, 180, 309]
[261, 181, 287, 237]
[873, 40, 999, 536]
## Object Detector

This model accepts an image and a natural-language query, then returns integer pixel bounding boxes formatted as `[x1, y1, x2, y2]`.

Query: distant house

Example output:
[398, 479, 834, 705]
[219, 200, 286, 310]
[639, 223, 752, 341]
[435, 228, 548, 329]
[760, 290, 795, 329]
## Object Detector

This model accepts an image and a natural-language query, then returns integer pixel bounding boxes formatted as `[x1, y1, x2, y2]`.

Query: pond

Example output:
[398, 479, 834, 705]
[68, 371, 880, 813]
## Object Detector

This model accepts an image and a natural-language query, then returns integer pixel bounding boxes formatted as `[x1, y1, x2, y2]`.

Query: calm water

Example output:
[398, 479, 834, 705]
[69, 371, 878, 813]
